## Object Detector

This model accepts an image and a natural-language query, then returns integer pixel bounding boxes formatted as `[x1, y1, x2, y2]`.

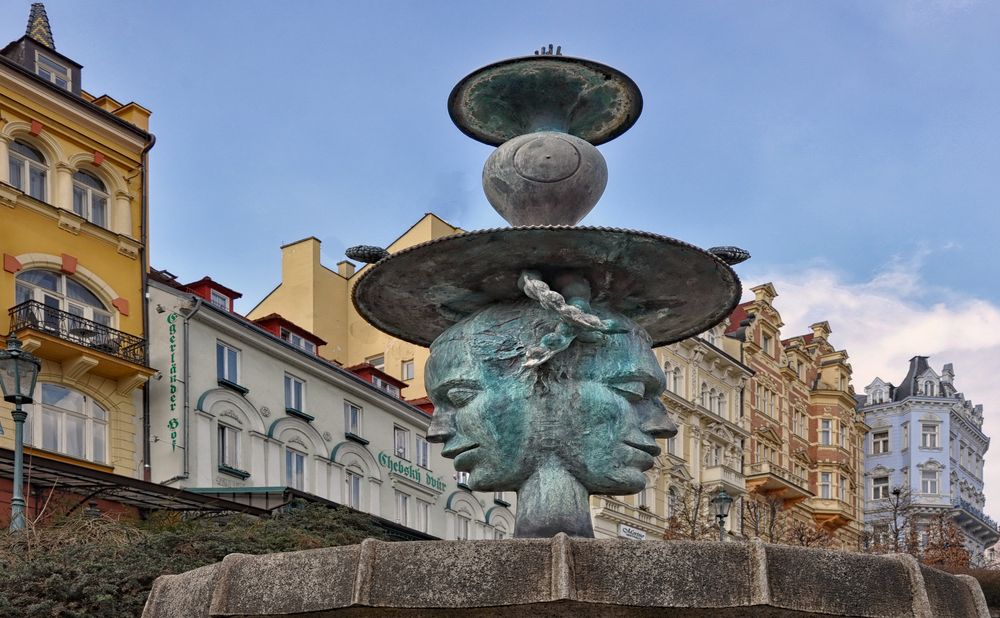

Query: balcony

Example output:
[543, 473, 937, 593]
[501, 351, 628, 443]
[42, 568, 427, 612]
[810, 497, 855, 530]
[701, 464, 746, 495]
[745, 461, 812, 505]
[952, 499, 1000, 546]
[592, 496, 669, 535]
[8, 300, 151, 383]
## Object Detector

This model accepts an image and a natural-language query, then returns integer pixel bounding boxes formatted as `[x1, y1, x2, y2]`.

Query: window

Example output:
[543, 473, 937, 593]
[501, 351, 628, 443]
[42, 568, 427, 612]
[494, 522, 508, 540]
[921, 424, 938, 449]
[285, 448, 305, 490]
[344, 401, 363, 436]
[284, 374, 305, 412]
[26, 383, 107, 463]
[820, 472, 831, 499]
[667, 434, 677, 455]
[872, 431, 889, 454]
[872, 476, 890, 500]
[8, 139, 47, 201]
[700, 382, 709, 407]
[15, 269, 111, 327]
[767, 390, 775, 416]
[667, 487, 678, 517]
[394, 426, 409, 459]
[366, 354, 385, 371]
[35, 51, 71, 90]
[456, 509, 472, 540]
[216, 341, 239, 383]
[415, 435, 430, 468]
[839, 424, 847, 448]
[457, 471, 470, 487]
[394, 491, 410, 526]
[902, 423, 909, 450]
[839, 475, 847, 502]
[820, 419, 831, 445]
[401, 359, 415, 381]
[218, 424, 240, 469]
[209, 290, 229, 310]
[923, 381, 935, 397]
[280, 327, 316, 353]
[761, 333, 772, 356]
[716, 393, 726, 416]
[921, 470, 938, 494]
[72, 170, 108, 228]
[345, 470, 362, 509]
[415, 501, 430, 533]
[372, 375, 400, 398]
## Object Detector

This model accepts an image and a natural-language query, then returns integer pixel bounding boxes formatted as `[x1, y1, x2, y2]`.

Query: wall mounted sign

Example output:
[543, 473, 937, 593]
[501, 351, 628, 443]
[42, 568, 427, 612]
[378, 451, 447, 492]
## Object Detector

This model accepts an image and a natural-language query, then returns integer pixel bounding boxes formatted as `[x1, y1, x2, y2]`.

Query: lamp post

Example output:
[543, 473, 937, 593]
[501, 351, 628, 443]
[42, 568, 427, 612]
[711, 488, 734, 542]
[0, 334, 41, 531]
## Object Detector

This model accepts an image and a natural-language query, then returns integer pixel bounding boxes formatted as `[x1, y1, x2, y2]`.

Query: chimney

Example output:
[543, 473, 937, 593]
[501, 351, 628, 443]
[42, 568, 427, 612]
[810, 321, 832, 341]
[751, 283, 778, 305]
[337, 260, 356, 278]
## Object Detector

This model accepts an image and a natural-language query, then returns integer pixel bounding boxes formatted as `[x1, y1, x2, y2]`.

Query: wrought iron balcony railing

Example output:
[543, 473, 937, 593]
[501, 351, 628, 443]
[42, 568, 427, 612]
[8, 300, 146, 365]
[953, 498, 999, 532]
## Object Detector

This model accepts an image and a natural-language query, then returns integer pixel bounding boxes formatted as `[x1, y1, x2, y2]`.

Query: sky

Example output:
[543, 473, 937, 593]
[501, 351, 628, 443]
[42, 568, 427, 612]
[13, 2, 1000, 519]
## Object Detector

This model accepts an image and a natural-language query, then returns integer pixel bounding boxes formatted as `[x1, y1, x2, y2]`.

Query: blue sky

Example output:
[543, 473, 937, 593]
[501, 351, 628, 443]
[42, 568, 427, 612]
[13, 2, 1000, 515]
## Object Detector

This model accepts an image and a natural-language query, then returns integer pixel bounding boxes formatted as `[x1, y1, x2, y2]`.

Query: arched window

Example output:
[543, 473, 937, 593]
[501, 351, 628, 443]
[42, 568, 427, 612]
[8, 139, 47, 201]
[284, 446, 306, 491]
[72, 170, 109, 228]
[26, 383, 108, 463]
[673, 367, 683, 396]
[456, 508, 472, 540]
[923, 381, 935, 397]
[15, 269, 111, 327]
[709, 388, 718, 412]
[493, 520, 509, 540]
[700, 383, 709, 407]
[717, 393, 727, 416]
[663, 362, 673, 392]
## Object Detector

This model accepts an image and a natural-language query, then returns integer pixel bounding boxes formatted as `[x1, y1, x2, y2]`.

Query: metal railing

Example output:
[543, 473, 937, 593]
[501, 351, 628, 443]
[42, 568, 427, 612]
[953, 498, 999, 532]
[746, 461, 809, 490]
[9, 300, 146, 365]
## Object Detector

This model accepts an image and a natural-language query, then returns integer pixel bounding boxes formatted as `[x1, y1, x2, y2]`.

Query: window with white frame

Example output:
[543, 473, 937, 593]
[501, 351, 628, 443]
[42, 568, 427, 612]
[71, 170, 108, 228]
[26, 383, 107, 463]
[372, 375, 400, 398]
[872, 431, 889, 454]
[415, 435, 430, 468]
[35, 51, 71, 90]
[716, 393, 727, 416]
[216, 341, 239, 383]
[921, 424, 939, 449]
[8, 139, 47, 201]
[218, 424, 241, 469]
[415, 500, 430, 533]
[394, 426, 409, 459]
[401, 359, 415, 381]
[820, 472, 831, 499]
[667, 434, 677, 455]
[455, 509, 472, 540]
[700, 382, 709, 407]
[345, 469, 362, 509]
[766, 390, 776, 416]
[285, 448, 305, 490]
[15, 269, 111, 328]
[284, 374, 305, 412]
[820, 419, 831, 445]
[394, 490, 410, 526]
[344, 401, 363, 436]
[494, 521, 509, 540]
[280, 327, 316, 353]
[902, 423, 909, 450]
[872, 476, 890, 500]
[209, 290, 229, 310]
[366, 354, 385, 371]
[923, 381, 935, 397]
[839, 424, 847, 448]
[921, 470, 938, 494]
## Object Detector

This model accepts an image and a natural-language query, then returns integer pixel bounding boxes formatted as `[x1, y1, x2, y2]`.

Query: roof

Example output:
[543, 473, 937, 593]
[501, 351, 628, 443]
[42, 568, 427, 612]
[894, 355, 930, 401]
[0, 448, 268, 515]
[253, 313, 327, 346]
[182, 276, 243, 300]
[26, 3, 54, 49]
[725, 302, 752, 334]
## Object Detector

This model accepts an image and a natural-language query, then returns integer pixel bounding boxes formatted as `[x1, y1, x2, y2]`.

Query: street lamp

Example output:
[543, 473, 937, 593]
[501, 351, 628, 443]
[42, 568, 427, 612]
[711, 488, 734, 542]
[0, 334, 41, 531]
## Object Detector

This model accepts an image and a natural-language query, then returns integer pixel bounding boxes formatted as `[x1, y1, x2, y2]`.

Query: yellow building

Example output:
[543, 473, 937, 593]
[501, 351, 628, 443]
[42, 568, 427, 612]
[0, 2, 155, 511]
[249, 213, 462, 401]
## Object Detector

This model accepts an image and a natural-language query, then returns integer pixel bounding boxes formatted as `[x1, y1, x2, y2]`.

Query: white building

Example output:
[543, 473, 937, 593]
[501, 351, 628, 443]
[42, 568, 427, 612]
[146, 270, 514, 540]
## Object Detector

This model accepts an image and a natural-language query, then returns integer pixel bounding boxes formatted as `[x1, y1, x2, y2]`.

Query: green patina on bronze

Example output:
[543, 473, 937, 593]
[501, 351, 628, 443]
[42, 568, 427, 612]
[448, 56, 642, 146]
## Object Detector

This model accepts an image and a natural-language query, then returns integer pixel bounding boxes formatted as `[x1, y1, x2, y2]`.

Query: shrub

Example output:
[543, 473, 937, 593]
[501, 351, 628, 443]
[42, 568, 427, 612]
[0, 502, 393, 617]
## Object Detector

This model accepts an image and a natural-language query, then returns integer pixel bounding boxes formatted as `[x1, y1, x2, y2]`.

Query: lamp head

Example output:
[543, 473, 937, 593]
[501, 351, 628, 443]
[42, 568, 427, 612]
[711, 488, 734, 519]
[0, 334, 41, 405]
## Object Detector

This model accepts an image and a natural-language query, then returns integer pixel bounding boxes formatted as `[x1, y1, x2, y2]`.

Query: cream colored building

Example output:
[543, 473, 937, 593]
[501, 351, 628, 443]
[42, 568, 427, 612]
[591, 322, 753, 540]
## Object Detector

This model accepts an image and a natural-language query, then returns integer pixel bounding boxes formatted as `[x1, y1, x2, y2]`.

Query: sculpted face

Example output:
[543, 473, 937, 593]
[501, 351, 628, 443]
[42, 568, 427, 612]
[425, 299, 676, 494]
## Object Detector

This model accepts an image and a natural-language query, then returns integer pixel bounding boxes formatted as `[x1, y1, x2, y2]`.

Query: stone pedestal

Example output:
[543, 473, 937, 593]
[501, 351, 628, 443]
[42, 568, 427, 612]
[143, 535, 989, 617]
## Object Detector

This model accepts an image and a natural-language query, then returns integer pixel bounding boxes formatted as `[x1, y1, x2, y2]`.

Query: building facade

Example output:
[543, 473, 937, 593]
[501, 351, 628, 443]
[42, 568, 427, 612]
[860, 357, 998, 563]
[591, 321, 753, 541]
[0, 4, 159, 523]
[724, 283, 867, 548]
[148, 271, 514, 540]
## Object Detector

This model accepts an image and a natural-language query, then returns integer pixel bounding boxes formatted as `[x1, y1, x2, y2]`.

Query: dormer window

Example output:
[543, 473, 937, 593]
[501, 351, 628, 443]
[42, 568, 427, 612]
[209, 290, 230, 310]
[922, 381, 935, 397]
[761, 333, 773, 357]
[372, 375, 400, 398]
[280, 327, 316, 353]
[35, 51, 70, 90]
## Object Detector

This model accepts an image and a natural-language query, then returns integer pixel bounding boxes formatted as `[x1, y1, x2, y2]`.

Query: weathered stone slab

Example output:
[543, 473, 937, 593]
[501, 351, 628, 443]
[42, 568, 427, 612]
[142, 535, 990, 618]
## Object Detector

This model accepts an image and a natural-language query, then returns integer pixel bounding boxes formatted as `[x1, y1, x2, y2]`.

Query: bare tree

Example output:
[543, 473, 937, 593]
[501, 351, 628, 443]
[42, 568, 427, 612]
[864, 486, 914, 554]
[742, 488, 785, 543]
[663, 483, 718, 540]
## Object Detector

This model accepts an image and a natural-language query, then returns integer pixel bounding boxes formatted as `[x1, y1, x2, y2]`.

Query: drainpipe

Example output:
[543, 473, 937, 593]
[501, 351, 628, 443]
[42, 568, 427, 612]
[139, 133, 156, 481]
[160, 295, 202, 486]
